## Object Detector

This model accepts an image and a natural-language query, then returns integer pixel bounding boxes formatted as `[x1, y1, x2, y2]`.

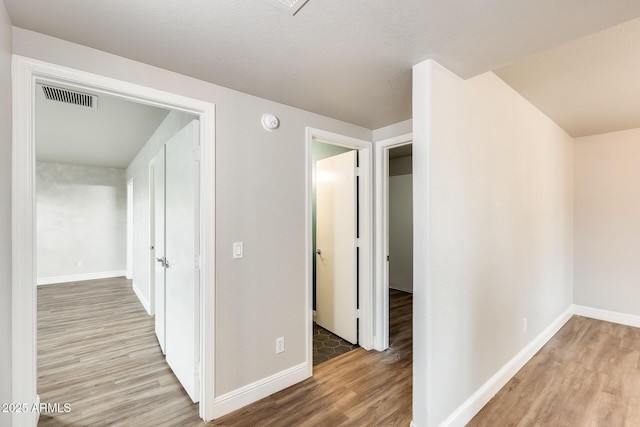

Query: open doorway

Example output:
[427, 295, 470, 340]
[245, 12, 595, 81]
[305, 128, 374, 373]
[311, 140, 359, 364]
[388, 144, 413, 295]
[373, 133, 413, 351]
[12, 57, 217, 426]
[34, 80, 203, 423]
[386, 143, 413, 365]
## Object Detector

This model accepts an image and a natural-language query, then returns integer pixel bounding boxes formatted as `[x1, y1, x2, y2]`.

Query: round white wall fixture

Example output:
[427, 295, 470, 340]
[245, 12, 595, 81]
[261, 113, 280, 131]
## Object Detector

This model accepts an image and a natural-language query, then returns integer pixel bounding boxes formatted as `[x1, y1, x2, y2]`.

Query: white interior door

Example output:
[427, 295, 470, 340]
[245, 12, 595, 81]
[164, 120, 200, 403]
[315, 150, 358, 344]
[152, 147, 166, 354]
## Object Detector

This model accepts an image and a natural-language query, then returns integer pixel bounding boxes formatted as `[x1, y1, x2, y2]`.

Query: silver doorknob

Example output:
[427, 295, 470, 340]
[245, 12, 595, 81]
[156, 256, 169, 268]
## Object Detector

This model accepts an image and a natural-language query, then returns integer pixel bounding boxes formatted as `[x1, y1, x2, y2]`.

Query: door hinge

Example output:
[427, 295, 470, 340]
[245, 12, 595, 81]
[355, 309, 360, 318]
[355, 238, 360, 247]
[195, 254, 201, 270]
[355, 167, 360, 176]
[194, 145, 201, 162]
[195, 362, 201, 379]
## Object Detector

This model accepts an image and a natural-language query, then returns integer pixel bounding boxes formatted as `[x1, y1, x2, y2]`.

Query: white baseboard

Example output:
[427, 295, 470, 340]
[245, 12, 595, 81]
[214, 362, 310, 419]
[34, 393, 41, 426]
[573, 304, 640, 328]
[11, 393, 39, 427]
[37, 270, 127, 286]
[132, 282, 151, 315]
[440, 305, 574, 427]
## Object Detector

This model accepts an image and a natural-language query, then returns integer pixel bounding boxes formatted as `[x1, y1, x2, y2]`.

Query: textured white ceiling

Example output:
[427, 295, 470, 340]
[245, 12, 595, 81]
[496, 17, 640, 138]
[6, 0, 640, 131]
[36, 83, 170, 168]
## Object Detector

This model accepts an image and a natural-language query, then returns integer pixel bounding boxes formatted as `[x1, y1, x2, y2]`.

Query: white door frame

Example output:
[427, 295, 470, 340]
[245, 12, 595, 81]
[150, 151, 167, 335]
[373, 133, 412, 351]
[126, 178, 134, 280]
[11, 55, 217, 425]
[148, 160, 157, 316]
[305, 127, 373, 374]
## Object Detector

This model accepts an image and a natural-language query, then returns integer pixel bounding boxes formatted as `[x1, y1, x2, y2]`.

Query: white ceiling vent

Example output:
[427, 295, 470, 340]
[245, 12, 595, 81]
[42, 85, 97, 109]
[273, 0, 310, 15]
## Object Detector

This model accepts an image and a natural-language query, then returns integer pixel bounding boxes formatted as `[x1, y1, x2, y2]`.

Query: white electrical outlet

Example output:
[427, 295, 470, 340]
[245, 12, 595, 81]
[523, 317, 528, 333]
[276, 336, 285, 354]
[77, 261, 84, 268]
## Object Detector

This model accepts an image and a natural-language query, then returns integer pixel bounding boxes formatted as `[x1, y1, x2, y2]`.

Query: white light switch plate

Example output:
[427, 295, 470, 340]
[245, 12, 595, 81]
[233, 242, 244, 259]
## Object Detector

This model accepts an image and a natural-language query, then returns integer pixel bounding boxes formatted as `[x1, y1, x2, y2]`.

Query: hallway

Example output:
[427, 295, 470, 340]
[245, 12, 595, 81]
[38, 278, 412, 426]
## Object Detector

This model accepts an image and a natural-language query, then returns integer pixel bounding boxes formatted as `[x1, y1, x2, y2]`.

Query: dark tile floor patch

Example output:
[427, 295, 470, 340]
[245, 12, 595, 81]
[313, 322, 358, 365]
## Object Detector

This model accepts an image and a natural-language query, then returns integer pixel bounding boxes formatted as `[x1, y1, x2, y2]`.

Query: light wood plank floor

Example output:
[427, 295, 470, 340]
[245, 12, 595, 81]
[38, 279, 413, 426]
[469, 315, 640, 426]
[210, 288, 413, 426]
[37, 277, 202, 426]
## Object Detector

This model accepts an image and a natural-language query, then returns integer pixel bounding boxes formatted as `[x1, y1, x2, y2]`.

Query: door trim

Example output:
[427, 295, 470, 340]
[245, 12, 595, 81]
[148, 159, 157, 317]
[11, 55, 217, 424]
[373, 133, 412, 351]
[126, 178, 134, 281]
[305, 127, 373, 376]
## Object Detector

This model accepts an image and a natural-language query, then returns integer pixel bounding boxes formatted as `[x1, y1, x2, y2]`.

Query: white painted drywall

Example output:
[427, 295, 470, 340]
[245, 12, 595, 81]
[413, 60, 574, 426]
[0, 1, 11, 425]
[574, 128, 640, 316]
[372, 119, 412, 142]
[388, 173, 413, 292]
[125, 111, 196, 308]
[12, 28, 371, 399]
[36, 162, 127, 281]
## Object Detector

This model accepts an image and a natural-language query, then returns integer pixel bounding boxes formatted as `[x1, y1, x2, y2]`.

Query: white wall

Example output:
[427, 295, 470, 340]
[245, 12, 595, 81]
[0, 1, 11, 426]
[36, 162, 127, 283]
[413, 60, 574, 426]
[574, 128, 640, 315]
[12, 28, 372, 400]
[372, 119, 412, 142]
[388, 173, 413, 292]
[126, 111, 196, 309]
